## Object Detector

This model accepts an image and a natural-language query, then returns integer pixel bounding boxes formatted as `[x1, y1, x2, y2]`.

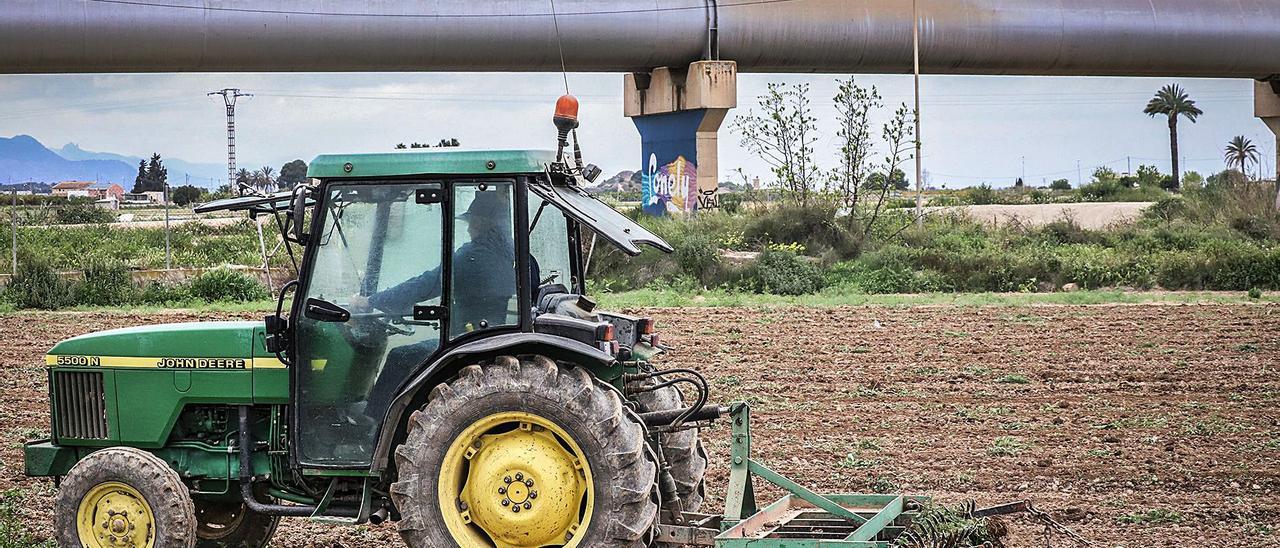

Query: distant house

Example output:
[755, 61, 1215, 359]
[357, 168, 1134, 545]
[52, 180, 95, 197]
[121, 193, 153, 205]
[88, 182, 124, 201]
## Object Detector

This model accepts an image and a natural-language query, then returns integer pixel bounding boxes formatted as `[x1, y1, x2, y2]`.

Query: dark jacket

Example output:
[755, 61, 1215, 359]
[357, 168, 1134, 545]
[368, 233, 517, 334]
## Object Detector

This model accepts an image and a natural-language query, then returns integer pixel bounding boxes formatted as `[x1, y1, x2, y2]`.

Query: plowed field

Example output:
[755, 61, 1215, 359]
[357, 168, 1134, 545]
[1, 303, 1275, 546]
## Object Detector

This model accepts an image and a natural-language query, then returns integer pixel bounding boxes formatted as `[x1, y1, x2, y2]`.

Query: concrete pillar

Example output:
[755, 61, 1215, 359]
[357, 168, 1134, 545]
[624, 61, 736, 216]
[1255, 80, 1280, 208]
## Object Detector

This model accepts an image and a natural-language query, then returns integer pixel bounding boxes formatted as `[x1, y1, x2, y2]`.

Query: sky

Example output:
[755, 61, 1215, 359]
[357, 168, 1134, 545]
[0, 71, 1273, 189]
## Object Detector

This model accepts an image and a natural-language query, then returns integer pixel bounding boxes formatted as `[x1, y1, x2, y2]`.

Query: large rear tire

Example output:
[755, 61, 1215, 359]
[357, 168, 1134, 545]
[635, 379, 709, 513]
[55, 446, 197, 548]
[391, 355, 660, 548]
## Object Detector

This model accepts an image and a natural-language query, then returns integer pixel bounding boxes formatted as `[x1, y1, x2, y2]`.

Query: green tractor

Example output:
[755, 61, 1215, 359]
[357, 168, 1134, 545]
[26, 101, 940, 548]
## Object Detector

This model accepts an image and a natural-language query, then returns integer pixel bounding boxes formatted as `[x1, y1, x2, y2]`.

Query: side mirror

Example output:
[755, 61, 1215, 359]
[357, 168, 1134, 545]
[291, 185, 310, 244]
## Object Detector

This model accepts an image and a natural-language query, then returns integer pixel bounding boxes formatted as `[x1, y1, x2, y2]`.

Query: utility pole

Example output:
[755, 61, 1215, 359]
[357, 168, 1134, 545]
[1077, 160, 1082, 187]
[912, 0, 923, 228]
[163, 176, 176, 270]
[10, 186, 16, 275]
[208, 88, 251, 194]
[1127, 156, 1131, 176]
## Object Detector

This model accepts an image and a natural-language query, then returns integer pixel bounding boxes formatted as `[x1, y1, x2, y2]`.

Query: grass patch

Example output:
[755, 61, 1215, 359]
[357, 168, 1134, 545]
[995, 374, 1032, 384]
[987, 436, 1032, 457]
[838, 452, 877, 469]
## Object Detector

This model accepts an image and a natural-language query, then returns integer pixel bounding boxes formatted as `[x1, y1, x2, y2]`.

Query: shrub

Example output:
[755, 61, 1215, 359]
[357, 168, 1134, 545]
[74, 259, 138, 306]
[963, 184, 997, 205]
[187, 268, 269, 302]
[3, 255, 72, 309]
[672, 231, 721, 285]
[1037, 218, 1095, 245]
[1049, 179, 1072, 191]
[743, 204, 861, 260]
[53, 202, 115, 225]
[1143, 196, 1188, 224]
[1230, 215, 1274, 241]
[750, 249, 825, 296]
[140, 281, 192, 305]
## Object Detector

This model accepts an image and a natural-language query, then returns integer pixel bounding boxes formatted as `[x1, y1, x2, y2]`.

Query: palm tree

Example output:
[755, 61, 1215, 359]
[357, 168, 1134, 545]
[1144, 84, 1203, 191]
[256, 166, 276, 192]
[1224, 135, 1260, 181]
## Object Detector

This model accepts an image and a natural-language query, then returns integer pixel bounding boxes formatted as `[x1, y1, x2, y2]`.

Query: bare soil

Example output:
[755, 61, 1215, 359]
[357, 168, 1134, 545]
[1, 303, 1276, 546]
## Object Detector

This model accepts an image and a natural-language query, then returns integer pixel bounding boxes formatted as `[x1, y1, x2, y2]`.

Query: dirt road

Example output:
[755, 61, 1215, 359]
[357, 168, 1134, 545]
[927, 202, 1154, 229]
[1, 303, 1275, 546]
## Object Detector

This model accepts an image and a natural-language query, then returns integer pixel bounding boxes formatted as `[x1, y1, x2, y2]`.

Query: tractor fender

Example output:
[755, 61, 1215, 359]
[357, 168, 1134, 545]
[369, 332, 615, 472]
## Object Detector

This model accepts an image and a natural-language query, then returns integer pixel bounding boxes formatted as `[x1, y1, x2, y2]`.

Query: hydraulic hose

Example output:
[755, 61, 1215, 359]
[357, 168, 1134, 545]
[237, 406, 357, 518]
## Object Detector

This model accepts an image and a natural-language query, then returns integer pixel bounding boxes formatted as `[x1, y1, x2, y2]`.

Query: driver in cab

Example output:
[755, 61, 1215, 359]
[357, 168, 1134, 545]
[350, 189, 519, 418]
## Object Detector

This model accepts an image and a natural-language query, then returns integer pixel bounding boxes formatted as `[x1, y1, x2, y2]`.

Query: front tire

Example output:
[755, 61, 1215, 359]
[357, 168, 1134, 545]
[391, 355, 660, 547]
[55, 446, 197, 548]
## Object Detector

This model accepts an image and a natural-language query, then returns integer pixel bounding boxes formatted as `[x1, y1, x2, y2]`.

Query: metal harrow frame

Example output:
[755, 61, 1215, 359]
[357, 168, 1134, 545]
[656, 403, 928, 547]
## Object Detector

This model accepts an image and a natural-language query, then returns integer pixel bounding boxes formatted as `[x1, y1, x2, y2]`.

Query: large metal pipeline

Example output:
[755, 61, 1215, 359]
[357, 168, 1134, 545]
[2, 0, 1279, 78]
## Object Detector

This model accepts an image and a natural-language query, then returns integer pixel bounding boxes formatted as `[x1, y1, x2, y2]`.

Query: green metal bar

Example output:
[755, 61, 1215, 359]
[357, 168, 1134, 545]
[722, 403, 756, 527]
[747, 460, 867, 525]
[845, 495, 904, 541]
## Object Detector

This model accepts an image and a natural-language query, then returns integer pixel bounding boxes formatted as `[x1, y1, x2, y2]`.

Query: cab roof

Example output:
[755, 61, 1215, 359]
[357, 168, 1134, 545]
[308, 149, 557, 179]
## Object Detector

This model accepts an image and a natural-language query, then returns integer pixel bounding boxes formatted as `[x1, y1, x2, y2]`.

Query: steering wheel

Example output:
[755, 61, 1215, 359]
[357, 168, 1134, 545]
[344, 309, 416, 337]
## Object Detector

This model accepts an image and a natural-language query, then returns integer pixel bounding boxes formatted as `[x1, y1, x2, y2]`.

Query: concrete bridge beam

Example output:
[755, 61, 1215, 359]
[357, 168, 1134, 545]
[624, 61, 737, 215]
[1254, 81, 1280, 208]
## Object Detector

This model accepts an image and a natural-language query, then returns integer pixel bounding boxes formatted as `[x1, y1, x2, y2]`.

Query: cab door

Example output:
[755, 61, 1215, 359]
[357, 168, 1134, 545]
[292, 182, 445, 467]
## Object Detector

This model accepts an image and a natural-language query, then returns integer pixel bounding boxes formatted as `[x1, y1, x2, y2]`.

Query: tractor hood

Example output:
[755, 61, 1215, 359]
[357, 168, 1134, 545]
[48, 321, 264, 365]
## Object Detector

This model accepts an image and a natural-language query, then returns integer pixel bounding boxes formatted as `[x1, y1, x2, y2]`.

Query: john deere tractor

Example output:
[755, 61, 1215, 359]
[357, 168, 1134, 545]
[27, 99, 937, 548]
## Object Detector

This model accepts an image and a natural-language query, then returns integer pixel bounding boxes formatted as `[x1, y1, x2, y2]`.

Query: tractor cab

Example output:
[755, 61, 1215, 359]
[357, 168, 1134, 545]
[202, 148, 673, 468]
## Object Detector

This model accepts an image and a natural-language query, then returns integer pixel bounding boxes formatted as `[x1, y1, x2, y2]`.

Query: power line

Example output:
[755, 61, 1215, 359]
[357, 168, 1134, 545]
[84, 0, 801, 18]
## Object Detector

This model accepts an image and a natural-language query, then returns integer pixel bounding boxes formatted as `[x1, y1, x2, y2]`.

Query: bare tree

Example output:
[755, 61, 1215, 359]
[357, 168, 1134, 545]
[733, 83, 821, 206]
[830, 77, 882, 223]
[864, 104, 915, 237]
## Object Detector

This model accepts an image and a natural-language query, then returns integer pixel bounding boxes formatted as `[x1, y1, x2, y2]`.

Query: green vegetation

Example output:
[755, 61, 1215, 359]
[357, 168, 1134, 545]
[896, 503, 1007, 547]
[987, 436, 1032, 457]
[591, 177, 1280, 298]
[1, 219, 287, 271]
[2, 258, 270, 310]
[995, 374, 1032, 385]
[0, 489, 54, 548]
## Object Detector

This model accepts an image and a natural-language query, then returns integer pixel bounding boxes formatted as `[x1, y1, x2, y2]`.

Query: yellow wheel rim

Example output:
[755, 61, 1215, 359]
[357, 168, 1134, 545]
[439, 411, 594, 548]
[76, 481, 156, 548]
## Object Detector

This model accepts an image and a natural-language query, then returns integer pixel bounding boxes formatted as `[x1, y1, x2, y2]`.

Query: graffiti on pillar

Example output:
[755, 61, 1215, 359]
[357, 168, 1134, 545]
[696, 188, 719, 210]
[641, 153, 698, 216]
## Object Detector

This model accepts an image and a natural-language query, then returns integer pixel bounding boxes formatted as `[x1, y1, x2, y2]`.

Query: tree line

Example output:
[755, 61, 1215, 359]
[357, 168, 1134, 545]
[132, 154, 311, 206]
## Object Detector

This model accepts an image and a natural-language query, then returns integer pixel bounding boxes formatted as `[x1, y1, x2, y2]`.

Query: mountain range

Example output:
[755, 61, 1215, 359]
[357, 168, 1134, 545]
[0, 135, 227, 188]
